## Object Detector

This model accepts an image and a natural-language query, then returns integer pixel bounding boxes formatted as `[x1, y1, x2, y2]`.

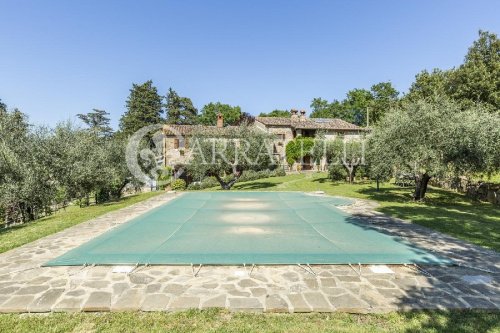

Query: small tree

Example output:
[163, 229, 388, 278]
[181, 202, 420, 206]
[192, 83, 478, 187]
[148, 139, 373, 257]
[187, 126, 274, 190]
[365, 140, 392, 191]
[328, 139, 365, 183]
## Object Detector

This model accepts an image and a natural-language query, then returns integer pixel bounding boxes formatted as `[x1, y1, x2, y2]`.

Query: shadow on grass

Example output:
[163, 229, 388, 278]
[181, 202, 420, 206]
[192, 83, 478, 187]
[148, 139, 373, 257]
[398, 296, 499, 333]
[355, 186, 500, 251]
[378, 204, 499, 251]
[405, 310, 499, 333]
[357, 186, 414, 203]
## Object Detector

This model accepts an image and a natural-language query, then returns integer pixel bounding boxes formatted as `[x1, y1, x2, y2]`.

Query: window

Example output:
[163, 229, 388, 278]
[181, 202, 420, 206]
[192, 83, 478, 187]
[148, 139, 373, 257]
[174, 137, 187, 149]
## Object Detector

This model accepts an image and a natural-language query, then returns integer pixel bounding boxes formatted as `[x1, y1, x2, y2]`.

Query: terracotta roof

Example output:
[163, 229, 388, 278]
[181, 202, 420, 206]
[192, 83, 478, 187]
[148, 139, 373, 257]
[254, 117, 293, 126]
[255, 117, 364, 131]
[163, 125, 238, 136]
[163, 117, 364, 136]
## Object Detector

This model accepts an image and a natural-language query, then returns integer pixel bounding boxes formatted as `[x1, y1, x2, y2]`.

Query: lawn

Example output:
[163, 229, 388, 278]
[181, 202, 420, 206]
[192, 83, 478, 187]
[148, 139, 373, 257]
[211, 173, 500, 251]
[0, 309, 498, 333]
[0, 191, 164, 254]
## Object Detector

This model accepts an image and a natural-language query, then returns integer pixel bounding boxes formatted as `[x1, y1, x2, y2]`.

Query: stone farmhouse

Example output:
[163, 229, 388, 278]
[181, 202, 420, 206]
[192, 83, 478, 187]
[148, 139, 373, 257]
[162, 109, 365, 171]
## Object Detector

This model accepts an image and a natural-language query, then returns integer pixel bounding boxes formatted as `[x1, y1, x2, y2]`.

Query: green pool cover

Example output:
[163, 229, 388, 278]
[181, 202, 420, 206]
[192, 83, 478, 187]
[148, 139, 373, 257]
[45, 192, 451, 266]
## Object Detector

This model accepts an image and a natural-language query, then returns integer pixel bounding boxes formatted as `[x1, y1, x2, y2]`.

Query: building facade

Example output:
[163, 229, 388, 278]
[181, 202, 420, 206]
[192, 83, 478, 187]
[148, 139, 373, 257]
[162, 110, 365, 171]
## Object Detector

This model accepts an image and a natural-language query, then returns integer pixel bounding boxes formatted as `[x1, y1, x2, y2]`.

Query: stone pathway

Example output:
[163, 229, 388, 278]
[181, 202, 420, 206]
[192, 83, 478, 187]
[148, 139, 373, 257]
[0, 192, 498, 313]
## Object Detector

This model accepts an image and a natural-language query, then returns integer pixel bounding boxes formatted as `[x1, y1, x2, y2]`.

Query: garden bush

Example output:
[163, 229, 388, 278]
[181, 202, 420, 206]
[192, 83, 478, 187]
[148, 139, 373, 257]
[285, 137, 315, 167]
[171, 179, 186, 191]
[328, 164, 347, 181]
[274, 167, 286, 177]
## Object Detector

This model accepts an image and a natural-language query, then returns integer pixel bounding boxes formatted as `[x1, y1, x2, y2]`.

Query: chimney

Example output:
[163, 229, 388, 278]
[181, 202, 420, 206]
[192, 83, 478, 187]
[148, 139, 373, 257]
[290, 109, 298, 120]
[299, 110, 306, 122]
[216, 112, 224, 128]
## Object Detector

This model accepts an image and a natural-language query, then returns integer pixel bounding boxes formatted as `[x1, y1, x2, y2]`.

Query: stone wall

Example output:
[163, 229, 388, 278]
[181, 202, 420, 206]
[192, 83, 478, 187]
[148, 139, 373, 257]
[264, 126, 294, 163]
[164, 135, 190, 166]
[466, 182, 500, 205]
[431, 177, 500, 205]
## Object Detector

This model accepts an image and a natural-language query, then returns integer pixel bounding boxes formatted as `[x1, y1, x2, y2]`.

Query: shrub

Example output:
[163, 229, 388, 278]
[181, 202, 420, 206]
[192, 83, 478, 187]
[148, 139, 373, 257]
[285, 137, 315, 167]
[273, 167, 286, 177]
[328, 164, 347, 181]
[187, 182, 201, 190]
[238, 170, 259, 182]
[356, 165, 369, 179]
[171, 179, 186, 191]
[158, 166, 173, 189]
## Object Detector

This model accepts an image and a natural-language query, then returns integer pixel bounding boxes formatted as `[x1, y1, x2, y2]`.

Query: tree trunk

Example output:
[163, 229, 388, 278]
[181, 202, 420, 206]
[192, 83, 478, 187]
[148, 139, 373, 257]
[27, 205, 35, 221]
[342, 159, 359, 184]
[376, 177, 380, 191]
[114, 181, 129, 199]
[4, 206, 12, 228]
[213, 171, 242, 190]
[4, 203, 21, 227]
[414, 173, 431, 201]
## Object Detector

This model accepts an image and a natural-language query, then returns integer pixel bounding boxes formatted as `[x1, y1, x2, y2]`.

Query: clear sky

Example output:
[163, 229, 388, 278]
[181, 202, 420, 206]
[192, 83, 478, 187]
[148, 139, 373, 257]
[1, 0, 499, 128]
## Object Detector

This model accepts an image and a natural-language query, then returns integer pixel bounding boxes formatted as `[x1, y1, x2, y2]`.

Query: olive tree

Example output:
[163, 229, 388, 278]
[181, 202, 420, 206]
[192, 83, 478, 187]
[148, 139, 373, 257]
[365, 139, 392, 191]
[187, 126, 275, 189]
[369, 98, 499, 200]
[0, 109, 56, 224]
[327, 139, 366, 183]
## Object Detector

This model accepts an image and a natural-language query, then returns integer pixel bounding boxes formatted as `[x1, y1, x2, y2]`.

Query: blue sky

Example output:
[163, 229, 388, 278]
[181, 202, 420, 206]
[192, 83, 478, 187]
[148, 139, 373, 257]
[1, 0, 499, 128]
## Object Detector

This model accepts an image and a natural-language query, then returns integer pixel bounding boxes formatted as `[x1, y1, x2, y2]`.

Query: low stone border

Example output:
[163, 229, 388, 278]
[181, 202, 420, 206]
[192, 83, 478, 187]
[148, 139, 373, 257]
[0, 192, 498, 313]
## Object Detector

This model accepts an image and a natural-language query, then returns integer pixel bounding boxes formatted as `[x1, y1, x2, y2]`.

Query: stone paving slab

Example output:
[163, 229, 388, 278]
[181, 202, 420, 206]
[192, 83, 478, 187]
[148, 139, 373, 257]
[0, 192, 498, 313]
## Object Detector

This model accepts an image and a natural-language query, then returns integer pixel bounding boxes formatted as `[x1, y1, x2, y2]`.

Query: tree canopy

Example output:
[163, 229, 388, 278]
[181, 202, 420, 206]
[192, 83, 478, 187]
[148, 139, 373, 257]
[187, 126, 274, 189]
[368, 97, 500, 200]
[258, 109, 291, 117]
[119, 80, 164, 136]
[0, 102, 135, 226]
[77, 109, 113, 137]
[165, 88, 198, 125]
[406, 30, 500, 112]
[310, 82, 399, 126]
[198, 102, 242, 126]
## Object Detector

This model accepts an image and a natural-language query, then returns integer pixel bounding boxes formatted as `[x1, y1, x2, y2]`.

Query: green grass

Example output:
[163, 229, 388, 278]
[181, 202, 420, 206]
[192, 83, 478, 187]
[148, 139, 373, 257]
[207, 173, 500, 251]
[0, 309, 498, 333]
[0, 191, 164, 254]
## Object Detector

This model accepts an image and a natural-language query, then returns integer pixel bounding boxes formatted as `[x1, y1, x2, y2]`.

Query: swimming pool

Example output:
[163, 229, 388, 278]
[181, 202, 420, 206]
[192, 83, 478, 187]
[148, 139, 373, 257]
[45, 192, 451, 266]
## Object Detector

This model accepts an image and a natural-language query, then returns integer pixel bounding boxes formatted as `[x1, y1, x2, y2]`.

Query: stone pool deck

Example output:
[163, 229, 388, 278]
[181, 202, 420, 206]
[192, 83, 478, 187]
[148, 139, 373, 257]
[0, 192, 498, 313]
